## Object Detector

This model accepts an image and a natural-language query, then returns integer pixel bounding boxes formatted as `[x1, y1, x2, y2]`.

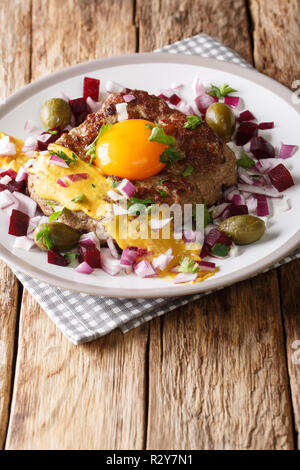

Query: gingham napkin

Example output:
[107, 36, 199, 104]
[12, 34, 300, 344]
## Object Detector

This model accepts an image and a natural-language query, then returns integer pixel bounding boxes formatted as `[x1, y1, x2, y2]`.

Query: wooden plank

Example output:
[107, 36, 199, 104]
[5, 0, 148, 450]
[250, 0, 300, 87]
[136, 0, 295, 450]
[279, 261, 300, 448]
[250, 0, 300, 447]
[0, 0, 32, 448]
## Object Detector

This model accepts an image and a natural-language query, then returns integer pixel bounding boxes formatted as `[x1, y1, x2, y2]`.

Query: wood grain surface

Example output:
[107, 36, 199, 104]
[0, 0, 299, 450]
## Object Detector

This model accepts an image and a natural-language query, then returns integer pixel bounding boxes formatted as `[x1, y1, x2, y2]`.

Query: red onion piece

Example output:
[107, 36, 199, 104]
[56, 178, 68, 187]
[232, 193, 244, 206]
[0, 136, 16, 156]
[12, 191, 37, 217]
[0, 174, 12, 185]
[105, 80, 124, 93]
[101, 248, 122, 276]
[195, 93, 218, 115]
[278, 143, 298, 159]
[116, 102, 128, 122]
[24, 158, 36, 169]
[255, 195, 269, 216]
[66, 173, 88, 182]
[123, 94, 135, 103]
[213, 202, 231, 219]
[152, 248, 174, 271]
[83, 77, 100, 101]
[0, 189, 15, 209]
[197, 261, 216, 272]
[118, 178, 136, 198]
[79, 232, 100, 249]
[238, 183, 283, 198]
[238, 167, 254, 185]
[245, 196, 258, 213]
[238, 110, 256, 122]
[86, 96, 103, 113]
[50, 154, 69, 168]
[258, 122, 274, 130]
[13, 235, 35, 251]
[58, 91, 70, 102]
[48, 250, 68, 267]
[107, 190, 123, 201]
[107, 237, 119, 259]
[224, 96, 240, 108]
[173, 272, 198, 284]
[120, 247, 139, 267]
[9, 209, 29, 237]
[192, 75, 206, 97]
[255, 158, 279, 174]
[78, 245, 101, 268]
[268, 164, 294, 192]
[75, 261, 94, 274]
[134, 260, 156, 278]
[15, 167, 27, 182]
[250, 136, 275, 159]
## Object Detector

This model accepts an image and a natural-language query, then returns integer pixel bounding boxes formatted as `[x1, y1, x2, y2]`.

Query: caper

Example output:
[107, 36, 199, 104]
[34, 222, 80, 251]
[40, 98, 71, 130]
[219, 215, 266, 245]
[206, 102, 236, 142]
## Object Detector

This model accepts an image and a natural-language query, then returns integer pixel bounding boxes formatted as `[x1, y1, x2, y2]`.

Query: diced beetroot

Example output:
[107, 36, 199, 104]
[169, 94, 181, 105]
[258, 122, 274, 130]
[225, 204, 248, 217]
[75, 111, 88, 126]
[238, 110, 256, 122]
[8, 179, 26, 193]
[235, 121, 258, 146]
[268, 164, 294, 192]
[200, 244, 208, 258]
[48, 250, 69, 267]
[83, 77, 100, 101]
[8, 209, 29, 236]
[255, 195, 269, 216]
[78, 245, 101, 269]
[0, 169, 17, 179]
[69, 98, 89, 117]
[0, 183, 8, 192]
[37, 128, 66, 150]
[205, 228, 232, 249]
[250, 136, 275, 159]
[158, 94, 169, 102]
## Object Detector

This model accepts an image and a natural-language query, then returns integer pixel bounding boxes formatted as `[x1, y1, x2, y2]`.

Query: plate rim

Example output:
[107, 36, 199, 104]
[0, 52, 299, 298]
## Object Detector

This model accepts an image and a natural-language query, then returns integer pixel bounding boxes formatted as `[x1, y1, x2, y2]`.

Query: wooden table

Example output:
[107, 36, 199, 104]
[0, 0, 299, 450]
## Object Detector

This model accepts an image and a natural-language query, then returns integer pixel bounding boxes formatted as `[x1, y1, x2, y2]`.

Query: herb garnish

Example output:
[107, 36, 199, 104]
[112, 181, 120, 188]
[91, 183, 96, 188]
[46, 129, 59, 135]
[182, 165, 194, 177]
[86, 123, 112, 164]
[211, 243, 230, 257]
[183, 115, 203, 130]
[64, 252, 79, 265]
[51, 150, 78, 167]
[35, 225, 54, 250]
[160, 146, 182, 165]
[156, 188, 169, 197]
[159, 178, 168, 185]
[148, 124, 176, 146]
[128, 197, 154, 209]
[236, 150, 255, 169]
[209, 84, 237, 99]
[178, 256, 199, 274]
[72, 193, 86, 203]
[46, 201, 64, 222]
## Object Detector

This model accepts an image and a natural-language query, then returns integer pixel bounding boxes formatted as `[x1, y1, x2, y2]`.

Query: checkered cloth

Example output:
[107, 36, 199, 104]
[11, 34, 300, 344]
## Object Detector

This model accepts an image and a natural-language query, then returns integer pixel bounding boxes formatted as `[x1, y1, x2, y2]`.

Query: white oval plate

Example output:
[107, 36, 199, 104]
[0, 53, 299, 298]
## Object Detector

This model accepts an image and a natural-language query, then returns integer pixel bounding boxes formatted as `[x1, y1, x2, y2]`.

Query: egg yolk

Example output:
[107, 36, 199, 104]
[94, 119, 167, 180]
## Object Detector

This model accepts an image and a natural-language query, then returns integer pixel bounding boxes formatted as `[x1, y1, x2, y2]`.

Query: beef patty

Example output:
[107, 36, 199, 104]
[28, 89, 237, 235]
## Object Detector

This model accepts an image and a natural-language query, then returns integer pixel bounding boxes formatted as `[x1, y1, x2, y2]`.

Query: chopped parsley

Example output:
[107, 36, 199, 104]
[148, 124, 175, 146]
[160, 146, 182, 165]
[35, 225, 54, 250]
[236, 150, 255, 169]
[145, 123, 154, 130]
[91, 183, 96, 188]
[46, 129, 59, 135]
[178, 256, 199, 274]
[111, 180, 120, 188]
[182, 165, 194, 177]
[86, 123, 112, 163]
[211, 243, 230, 257]
[183, 115, 203, 130]
[127, 197, 154, 209]
[156, 188, 169, 197]
[159, 178, 168, 185]
[46, 201, 64, 222]
[209, 83, 237, 99]
[64, 252, 79, 265]
[72, 193, 86, 203]
[51, 150, 78, 167]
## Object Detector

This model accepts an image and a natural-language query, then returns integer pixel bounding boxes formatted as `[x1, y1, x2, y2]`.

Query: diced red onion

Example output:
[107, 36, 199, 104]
[38, 133, 52, 143]
[229, 242, 239, 257]
[50, 154, 69, 168]
[256, 195, 269, 216]
[106, 237, 119, 259]
[258, 122, 274, 130]
[0, 136, 16, 156]
[223, 186, 239, 202]
[66, 173, 88, 182]
[124, 266, 133, 275]
[152, 248, 174, 271]
[268, 164, 294, 192]
[123, 94, 135, 103]
[24, 158, 36, 169]
[276, 197, 290, 213]
[79, 232, 100, 249]
[150, 217, 172, 231]
[58, 91, 70, 102]
[213, 202, 231, 219]
[101, 248, 122, 276]
[107, 189, 124, 201]
[0, 189, 15, 209]
[83, 77, 100, 101]
[250, 136, 275, 159]
[238, 183, 283, 198]
[238, 167, 254, 185]
[118, 178, 136, 198]
[13, 236, 35, 251]
[224, 96, 240, 108]
[22, 136, 38, 152]
[192, 75, 206, 97]
[116, 102, 128, 122]
[278, 143, 298, 159]
[238, 110, 256, 122]
[232, 193, 244, 206]
[15, 167, 27, 182]
[8, 209, 29, 236]
[0, 174, 12, 185]
[245, 195, 258, 213]
[134, 260, 156, 278]
[56, 177, 68, 187]
[105, 80, 124, 93]
[86, 96, 103, 113]
[113, 203, 128, 216]
[197, 261, 216, 272]
[173, 272, 198, 284]
[12, 191, 37, 217]
[27, 215, 47, 235]
[195, 93, 218, 115]
[255, 158, 279, 174]
[120, 247, 139, 267]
